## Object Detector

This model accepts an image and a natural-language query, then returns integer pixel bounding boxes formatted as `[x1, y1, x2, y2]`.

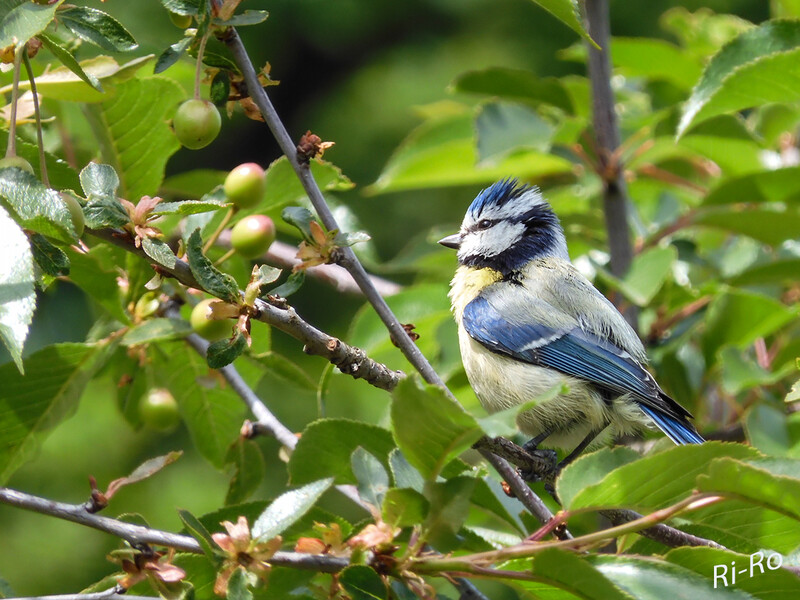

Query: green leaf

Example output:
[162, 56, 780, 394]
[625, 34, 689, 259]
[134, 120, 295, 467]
[155, 342, 244, 468]
[382, 488, 429, 528]
[451, 67, 574, 114]
[226, 568, 252, 600]
[266, 271, 305, 298]
[281, 206, 315, 240]
[527, 0, 597, 48]
[253, 352, 316, 392]
[263, 156, 353, 211]
[388, 449, 424, 492]
[178, 509, 220, 562]
[0, 131, 79, 191]
[210, 70, 230, 106]
[745, 404, 800, 458]
[58, 6, 138, 53]
[154, 35, 194, 75]
[510, 548, 632, 600]
[78, 162, 129, 229]
[153, 198, 229, 216]
[351, 447, 389, 510]
[207, 331, 247, 369]
[589, 555, 750, 600]
[694, 206, 800, 246]
[171, 554, 217, 600]
[702, 166, 800, 206]
[0, 167, 77, 243]
[666, 547, 800, 599]
[678, 116, 765, 177]
[616, 246, 676, 306]
[678, 20, 800, 137]
[83, 77, 184, 201]
[563, 442, 761, 511]
[731, 258, 800, 287]
[368, 112, 573, 194]
[66, 245, 128, 323]
[0, 205, 35, 372]
[697, 457, 800, 521]
[338, 566, 387, 600]
[225, 438, 265, 506]
[702, 290, 798, 363]
[720, 348, 792, 396]
[476, 101, 555, 164]
[0, 0, 64, 48]
[2, 55, 155, 103]
[0, 343, 111, 482]
[557, 446, 640, 511]
[38, 32, 103, 92]
[186, 229, 240, 303]
[251, 478, 334, 543]
[214, 10, 269, 27]
[141, 237, 176, 269]
[29, 232, 69, 278]
[422, 476, 476, 548]
[288, 419, 396, 485]
[121, 318, 191, 346]
[612, 37, 702, 89]
[159, 0, 201, 16]
[391, 376, 483, 481]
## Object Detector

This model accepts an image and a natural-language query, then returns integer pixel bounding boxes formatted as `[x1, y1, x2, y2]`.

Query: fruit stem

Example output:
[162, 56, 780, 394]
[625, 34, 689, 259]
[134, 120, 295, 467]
[22, 48, 49, 187]
[193, 27, 211, 100]
[5, 46, 24, 159]
[213, 248, 236, 266]
[203, 206, 235, 253]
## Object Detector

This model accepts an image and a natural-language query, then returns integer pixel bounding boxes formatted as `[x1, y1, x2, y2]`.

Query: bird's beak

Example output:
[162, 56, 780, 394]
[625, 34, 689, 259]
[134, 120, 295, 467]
[438, 233, 461, 250]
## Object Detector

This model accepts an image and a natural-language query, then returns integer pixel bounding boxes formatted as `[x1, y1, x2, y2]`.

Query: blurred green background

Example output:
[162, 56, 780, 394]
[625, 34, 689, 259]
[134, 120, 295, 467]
[0, 0, 774, 595]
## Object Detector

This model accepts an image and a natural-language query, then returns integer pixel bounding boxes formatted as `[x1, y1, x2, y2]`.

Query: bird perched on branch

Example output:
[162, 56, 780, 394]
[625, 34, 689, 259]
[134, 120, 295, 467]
[439, 179, 703, 476]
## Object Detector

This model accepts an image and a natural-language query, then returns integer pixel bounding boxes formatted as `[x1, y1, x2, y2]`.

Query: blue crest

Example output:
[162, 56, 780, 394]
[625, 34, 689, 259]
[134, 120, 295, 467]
[468, 178, 535, 219]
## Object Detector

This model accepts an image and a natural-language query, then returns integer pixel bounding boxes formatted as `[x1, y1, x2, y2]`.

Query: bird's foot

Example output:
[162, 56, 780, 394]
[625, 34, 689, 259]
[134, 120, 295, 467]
[518, 448, 558, 482]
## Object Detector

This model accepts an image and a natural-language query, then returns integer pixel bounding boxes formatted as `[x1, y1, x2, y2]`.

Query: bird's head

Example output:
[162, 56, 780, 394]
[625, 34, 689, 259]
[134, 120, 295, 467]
[438, 179, 569, 275]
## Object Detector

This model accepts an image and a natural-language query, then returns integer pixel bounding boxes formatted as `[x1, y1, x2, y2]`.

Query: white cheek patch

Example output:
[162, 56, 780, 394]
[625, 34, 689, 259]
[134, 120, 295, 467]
[458, 221, 525, 259]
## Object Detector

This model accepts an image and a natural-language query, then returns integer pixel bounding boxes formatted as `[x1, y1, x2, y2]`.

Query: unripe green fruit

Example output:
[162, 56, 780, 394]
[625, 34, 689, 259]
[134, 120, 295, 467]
[224, 163, 266, 209]
[139, 388, 180, 432]
[230, 215, 276, 259]
[0, 156, 34, 174]
[173, 99, 221, 150]
[59, 193, 85, 237]
[190, 298, 232, 341]
[169, 11, 192, 28]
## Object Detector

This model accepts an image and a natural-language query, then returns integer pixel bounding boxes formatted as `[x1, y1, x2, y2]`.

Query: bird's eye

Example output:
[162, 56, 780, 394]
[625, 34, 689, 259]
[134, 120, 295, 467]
[477, 219, 493, 230]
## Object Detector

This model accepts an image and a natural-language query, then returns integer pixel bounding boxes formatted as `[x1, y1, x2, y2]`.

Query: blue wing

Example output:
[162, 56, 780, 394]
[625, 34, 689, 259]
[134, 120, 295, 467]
[463, 295, 703, 444]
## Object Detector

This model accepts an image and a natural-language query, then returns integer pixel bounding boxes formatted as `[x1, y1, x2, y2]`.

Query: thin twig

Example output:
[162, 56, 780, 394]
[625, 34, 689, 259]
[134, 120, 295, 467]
[7, 590, 154, 600]
[0, 487, 349, 573]
[21, 49, 48, 187]
[584, 0, 638, 329]
[5, 47, 24, 158]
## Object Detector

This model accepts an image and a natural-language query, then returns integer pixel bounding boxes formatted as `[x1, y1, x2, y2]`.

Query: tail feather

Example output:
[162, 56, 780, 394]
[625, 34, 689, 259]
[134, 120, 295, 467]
[640, 405, 704, 445]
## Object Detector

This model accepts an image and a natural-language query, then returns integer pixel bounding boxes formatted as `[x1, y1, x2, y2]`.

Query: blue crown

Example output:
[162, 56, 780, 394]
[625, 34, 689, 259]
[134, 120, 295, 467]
[468, 178, 535, 219]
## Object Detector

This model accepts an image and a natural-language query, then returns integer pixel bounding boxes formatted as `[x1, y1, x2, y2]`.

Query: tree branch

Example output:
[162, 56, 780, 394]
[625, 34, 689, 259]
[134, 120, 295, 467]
[584, 0, 638, 329]
[0, 487, 349, 573]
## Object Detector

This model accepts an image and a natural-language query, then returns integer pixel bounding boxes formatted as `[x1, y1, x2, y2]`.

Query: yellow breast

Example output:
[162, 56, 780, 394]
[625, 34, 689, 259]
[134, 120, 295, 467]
[448, 266, 502, 322]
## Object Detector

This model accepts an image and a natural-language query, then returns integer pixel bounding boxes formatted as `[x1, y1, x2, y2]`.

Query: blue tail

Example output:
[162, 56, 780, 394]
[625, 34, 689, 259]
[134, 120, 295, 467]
[640, 405, 704, 445]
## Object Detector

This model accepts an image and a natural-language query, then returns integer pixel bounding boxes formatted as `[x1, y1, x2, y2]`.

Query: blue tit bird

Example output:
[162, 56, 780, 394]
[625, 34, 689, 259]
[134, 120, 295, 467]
[439, 179, 703, 473]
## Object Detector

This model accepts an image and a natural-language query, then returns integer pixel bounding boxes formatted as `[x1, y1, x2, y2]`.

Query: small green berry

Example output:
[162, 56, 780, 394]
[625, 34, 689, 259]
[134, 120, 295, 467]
[190, 298, 232, 341]
[224, 163, 266, 209]
[230, 215, 276, 259]
[169, 11, 192, 28]
[139, 388, 180, 432]
[59, 193, 85, 237]
[173, 99, 221, 150]
[0, 156, 34, 174]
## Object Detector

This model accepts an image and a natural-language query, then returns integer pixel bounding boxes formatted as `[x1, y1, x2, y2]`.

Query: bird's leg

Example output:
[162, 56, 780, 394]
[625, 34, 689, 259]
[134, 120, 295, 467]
[519, 426, 558, 482]
[555, 423, 610, 473]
